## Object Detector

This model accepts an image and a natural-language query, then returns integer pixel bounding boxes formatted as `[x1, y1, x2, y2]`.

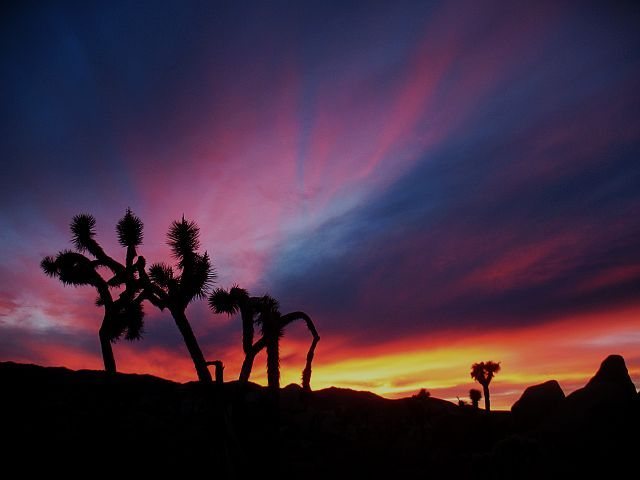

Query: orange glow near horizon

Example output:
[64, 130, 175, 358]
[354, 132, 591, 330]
[299, 304, 639, 409]
[17, 304, 640, 410]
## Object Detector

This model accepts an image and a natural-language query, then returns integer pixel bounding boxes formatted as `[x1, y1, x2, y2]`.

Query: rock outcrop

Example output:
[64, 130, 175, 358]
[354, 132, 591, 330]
[511, 380, 565, 428]
[565, 354, 638, 416]
[585, 354, 637, 396]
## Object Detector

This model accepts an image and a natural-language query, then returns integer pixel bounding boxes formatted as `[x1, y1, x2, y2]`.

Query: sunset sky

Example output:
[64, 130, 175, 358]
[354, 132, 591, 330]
[1, 1, 639, 409]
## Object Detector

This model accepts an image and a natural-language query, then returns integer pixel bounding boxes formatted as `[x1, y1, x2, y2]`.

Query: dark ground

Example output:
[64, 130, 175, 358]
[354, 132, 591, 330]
[1, 356, 638, 478]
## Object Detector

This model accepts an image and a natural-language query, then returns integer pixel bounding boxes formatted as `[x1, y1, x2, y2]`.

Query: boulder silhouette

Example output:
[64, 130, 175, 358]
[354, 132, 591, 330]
[511, 380, 565, 428]
[563, 354, 638, 422]
[585, 354, 637, 396]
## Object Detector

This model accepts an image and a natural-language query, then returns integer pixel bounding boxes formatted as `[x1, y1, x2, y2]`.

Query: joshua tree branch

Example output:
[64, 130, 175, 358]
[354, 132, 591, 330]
[86, 239, 127, 277]
[280, 311, 319, 339]
[302, 334, 320, 392]
[239, 337, 266, 383]
[136, 258, 169, 308]
[279, 311, 319, 391]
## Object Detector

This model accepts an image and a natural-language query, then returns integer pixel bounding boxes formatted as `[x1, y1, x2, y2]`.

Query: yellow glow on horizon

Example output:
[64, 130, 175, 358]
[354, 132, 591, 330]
[271, 304, 640, 409]
[29, 304, 640, 411]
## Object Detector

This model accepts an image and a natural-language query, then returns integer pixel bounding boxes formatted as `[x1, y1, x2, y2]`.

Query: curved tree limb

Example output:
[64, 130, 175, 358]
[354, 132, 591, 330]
[280, 311, 320, 391]
[238, 311, 320, 391]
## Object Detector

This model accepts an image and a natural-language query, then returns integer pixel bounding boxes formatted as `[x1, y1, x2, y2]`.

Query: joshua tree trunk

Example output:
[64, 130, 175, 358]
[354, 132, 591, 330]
[240, 304, 254, 355]
[206, 360, 224, 385]
[171, 308, 212, 383]
[266, 333, 280, 392]
[482, 383, 491, 412]
[96, 282, 117, 374]
[98, 321, 117, 374]
[214, 362, 223, 384]
[302, 334, 319, 392]
[239, 337, 265, 384]
[239, 353, 255, 383]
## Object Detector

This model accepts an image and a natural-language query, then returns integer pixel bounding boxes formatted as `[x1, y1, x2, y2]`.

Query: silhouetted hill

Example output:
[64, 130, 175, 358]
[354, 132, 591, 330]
[1, 358, 638, 478]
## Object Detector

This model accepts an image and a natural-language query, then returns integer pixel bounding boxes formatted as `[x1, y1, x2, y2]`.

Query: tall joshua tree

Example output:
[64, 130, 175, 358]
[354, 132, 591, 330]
[210, 287, 320, 391]
[470, 361, 501, 412]
[41, 210, 148, 373]
[140, 216, 215, 383]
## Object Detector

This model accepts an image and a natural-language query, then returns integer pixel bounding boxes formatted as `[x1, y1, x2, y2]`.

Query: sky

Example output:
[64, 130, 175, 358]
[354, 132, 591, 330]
[1, 0, 639, 409]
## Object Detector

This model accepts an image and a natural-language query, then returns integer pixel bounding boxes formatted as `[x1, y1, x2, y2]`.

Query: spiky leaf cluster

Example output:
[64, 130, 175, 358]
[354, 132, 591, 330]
[70, 214, 97, 253]
[40, 250, 100, 287]
[167, 217, 200, 264]
[149, 262, 175, 289]
[181, 252, 215, 302]
[145, 217, 217, 307]
[256, 295, 283, 338]
[116, 208, 144, 247]
[209, 287, 238, 315]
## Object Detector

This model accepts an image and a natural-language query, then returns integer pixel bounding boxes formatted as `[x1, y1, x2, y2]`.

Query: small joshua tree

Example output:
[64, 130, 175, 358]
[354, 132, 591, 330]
[470, 361, 501, 411]
[469, 388, 482, 409]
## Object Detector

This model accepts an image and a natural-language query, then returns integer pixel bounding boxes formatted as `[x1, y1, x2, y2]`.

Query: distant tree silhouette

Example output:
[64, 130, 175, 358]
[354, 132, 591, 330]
[414, 388, 431, 400]
[469, 388, 482, 409]
[138, 216, 215, 383]
[209, 287, 320, 391]
[41, 210, 149, 373]
[470, 361, 501, 411]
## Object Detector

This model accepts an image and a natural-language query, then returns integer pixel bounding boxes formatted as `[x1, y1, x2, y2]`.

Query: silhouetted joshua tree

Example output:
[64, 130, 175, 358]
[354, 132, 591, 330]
[209, 285, 261, 382]
[254, 295, 320, 393]
[469, 388, 482, 409]
[139, 217, 215, 383]
[209, 287, 320, 391]
[41, 210, 149, 373]
[470, 361, 501, 412]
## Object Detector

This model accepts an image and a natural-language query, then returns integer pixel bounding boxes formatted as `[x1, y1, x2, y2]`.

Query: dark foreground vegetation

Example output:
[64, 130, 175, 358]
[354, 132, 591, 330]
[1, 355, 637, 478]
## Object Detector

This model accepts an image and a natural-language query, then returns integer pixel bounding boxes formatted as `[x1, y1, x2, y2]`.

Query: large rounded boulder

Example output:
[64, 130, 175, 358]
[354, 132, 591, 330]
[511, 380, 565, 428]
